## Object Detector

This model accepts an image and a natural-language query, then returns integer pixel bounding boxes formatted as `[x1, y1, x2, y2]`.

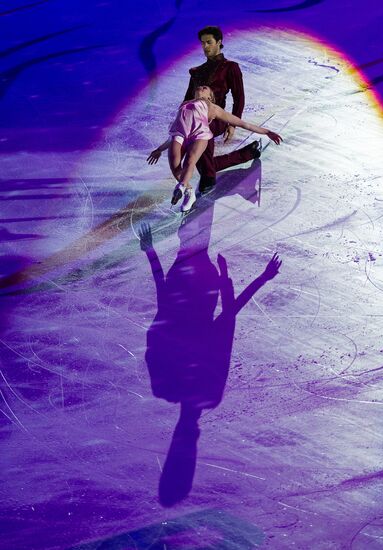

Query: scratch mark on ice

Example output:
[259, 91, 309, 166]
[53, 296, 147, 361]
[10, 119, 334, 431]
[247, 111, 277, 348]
[118, 344, 135, 357]
[0, 406, 20, 426]
[0, 388, 28, 431]
[127, 390, 144, 399]
[201, 461, 266, 480]
[0, 369, 44, 416]
[278, 500, 318, 514]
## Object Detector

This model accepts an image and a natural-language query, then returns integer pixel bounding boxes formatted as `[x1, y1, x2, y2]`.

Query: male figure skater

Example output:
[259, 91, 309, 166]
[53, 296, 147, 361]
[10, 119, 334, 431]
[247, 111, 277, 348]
[184, 26, 261, 193]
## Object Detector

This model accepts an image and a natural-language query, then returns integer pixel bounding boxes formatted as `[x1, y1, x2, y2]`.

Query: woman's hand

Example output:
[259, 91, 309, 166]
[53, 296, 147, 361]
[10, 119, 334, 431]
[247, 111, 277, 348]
[266, 130, 283, 145]
[147, 149, 162, 165]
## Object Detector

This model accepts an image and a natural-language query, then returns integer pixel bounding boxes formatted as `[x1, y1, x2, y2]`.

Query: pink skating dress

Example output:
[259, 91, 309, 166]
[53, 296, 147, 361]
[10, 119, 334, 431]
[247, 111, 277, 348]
[169, 98, 213, 146]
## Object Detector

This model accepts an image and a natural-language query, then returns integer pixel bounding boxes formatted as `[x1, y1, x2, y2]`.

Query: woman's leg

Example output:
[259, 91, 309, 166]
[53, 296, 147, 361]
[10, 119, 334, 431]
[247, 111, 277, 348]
[170, 140, 208, 211]
[179, 140, 208, 188]
[168, 139, 183, 181]
[177, 141, 208, 212]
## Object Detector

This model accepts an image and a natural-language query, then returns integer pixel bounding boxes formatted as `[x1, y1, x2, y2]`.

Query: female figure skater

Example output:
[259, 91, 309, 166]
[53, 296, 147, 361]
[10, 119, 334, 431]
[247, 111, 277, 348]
[147, 85, 282, 213]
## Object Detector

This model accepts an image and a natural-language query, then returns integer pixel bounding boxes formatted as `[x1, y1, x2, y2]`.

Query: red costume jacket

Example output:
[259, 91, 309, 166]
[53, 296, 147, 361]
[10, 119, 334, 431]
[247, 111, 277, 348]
[184, 54, 245, 119]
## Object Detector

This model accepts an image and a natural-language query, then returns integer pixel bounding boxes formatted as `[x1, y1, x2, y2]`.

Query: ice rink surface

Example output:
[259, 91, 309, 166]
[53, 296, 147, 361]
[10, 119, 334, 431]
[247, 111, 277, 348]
[1, 2, 383, 549]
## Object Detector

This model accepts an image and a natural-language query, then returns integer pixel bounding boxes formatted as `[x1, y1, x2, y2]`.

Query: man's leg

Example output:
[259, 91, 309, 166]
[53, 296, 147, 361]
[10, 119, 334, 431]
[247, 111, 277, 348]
[195, 136, 216, 193]
[213, 140, 261, 173]
[196, 120, 262, 193]
[197, 119, 261, 193]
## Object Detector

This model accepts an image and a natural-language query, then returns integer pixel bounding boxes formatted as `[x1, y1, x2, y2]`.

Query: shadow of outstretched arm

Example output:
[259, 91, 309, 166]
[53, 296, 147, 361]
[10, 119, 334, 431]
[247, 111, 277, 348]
[206, 252, 281, 405]
[232, 253, 282, 315]
[138, 223, 165, 304]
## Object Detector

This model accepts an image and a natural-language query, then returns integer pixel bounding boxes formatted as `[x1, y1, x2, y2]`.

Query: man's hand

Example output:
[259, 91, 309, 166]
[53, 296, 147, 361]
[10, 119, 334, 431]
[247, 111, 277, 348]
[263, 253, 282, 280]
[266, 131, 283, 145]
[223, 125, 235, 143]
[147, 149, 162, 165]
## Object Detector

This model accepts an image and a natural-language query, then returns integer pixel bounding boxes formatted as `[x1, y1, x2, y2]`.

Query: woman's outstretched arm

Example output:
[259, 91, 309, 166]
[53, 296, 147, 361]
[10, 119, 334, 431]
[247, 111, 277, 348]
[210, 104, 283, 144]
[147, 137, 172, 164]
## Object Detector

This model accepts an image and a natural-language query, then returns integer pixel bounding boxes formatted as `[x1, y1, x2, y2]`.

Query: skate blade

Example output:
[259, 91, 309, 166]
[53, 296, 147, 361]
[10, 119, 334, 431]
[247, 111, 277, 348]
[181, 201, 197, 216]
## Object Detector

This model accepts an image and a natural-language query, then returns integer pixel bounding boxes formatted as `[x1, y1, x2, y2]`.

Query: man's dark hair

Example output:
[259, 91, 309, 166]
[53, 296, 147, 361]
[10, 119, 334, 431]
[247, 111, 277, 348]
[198, 26, 224, 48]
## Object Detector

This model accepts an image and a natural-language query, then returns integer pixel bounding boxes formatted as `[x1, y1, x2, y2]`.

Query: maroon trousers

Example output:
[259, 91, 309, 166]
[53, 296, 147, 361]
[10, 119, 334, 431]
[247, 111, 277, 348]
[196, 119, 255, 179]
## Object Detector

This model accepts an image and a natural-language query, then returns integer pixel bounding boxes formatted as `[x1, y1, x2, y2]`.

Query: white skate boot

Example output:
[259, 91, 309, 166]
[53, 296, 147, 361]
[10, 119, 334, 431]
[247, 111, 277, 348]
[181, 187, 196, 213]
